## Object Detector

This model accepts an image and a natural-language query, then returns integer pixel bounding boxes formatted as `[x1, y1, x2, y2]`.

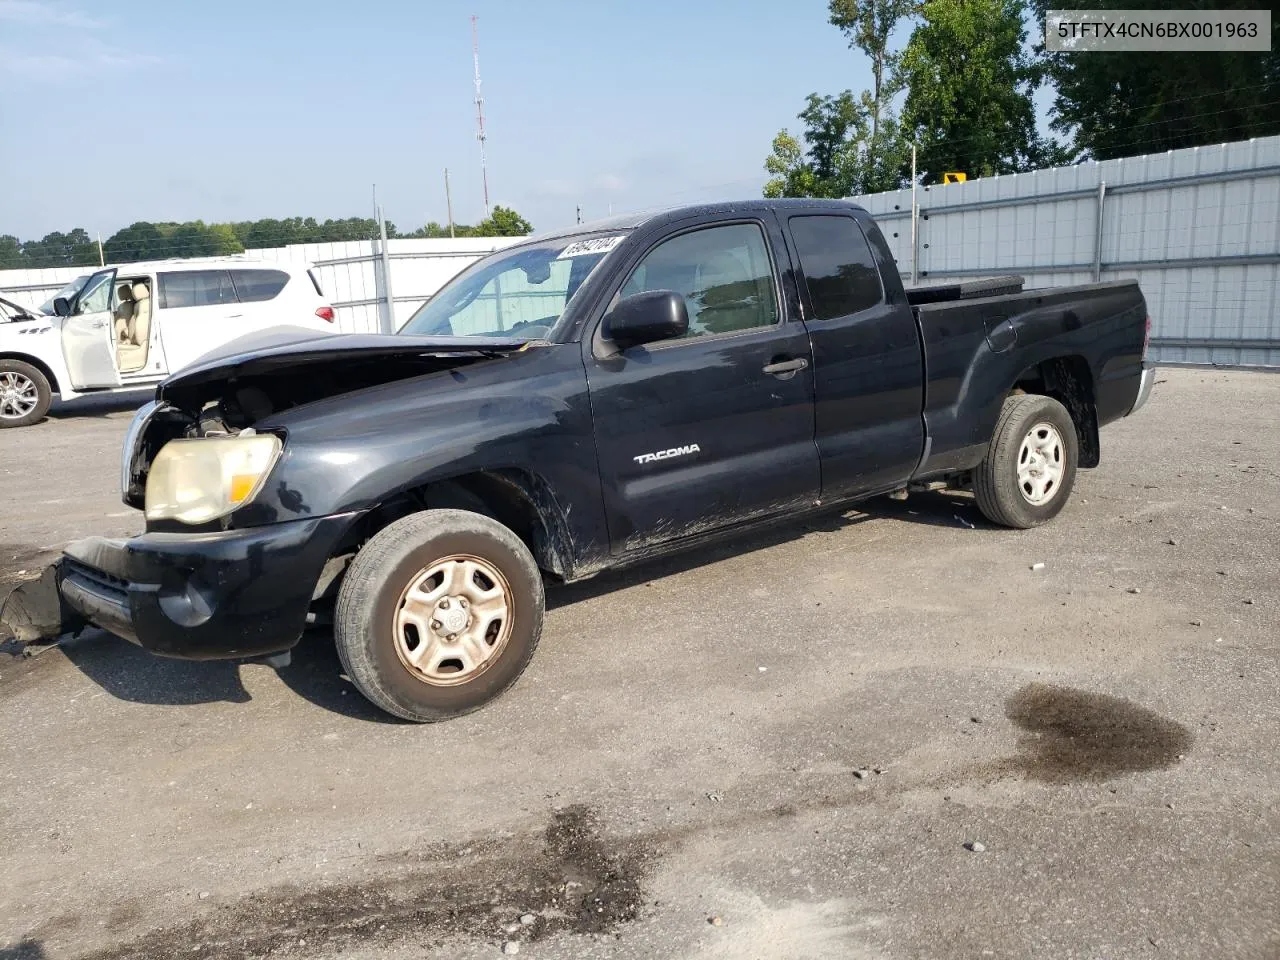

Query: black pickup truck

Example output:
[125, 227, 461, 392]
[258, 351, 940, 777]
[41, 199, 1154, 721]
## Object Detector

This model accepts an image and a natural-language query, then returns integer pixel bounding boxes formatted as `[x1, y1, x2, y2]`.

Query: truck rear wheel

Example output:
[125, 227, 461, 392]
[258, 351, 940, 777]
[334, 509, 544, 722]
[974, 394, 1078, 529]
[0, 359, 52, 428]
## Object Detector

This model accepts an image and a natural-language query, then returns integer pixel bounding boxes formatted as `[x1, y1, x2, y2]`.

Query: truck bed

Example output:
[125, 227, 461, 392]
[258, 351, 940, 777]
[910, 279, 1148, 477]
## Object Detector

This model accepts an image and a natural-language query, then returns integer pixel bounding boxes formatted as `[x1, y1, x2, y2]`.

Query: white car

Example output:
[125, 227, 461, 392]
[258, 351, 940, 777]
[0, 256, 335, 427]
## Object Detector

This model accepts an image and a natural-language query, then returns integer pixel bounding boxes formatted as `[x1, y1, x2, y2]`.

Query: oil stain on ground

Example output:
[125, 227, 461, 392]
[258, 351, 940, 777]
[1003, 683, 1193, 783]
[72, 805, 653, 960]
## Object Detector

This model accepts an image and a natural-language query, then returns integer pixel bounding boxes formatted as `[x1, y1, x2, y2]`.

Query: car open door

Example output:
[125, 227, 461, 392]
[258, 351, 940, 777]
[61, 268, 121, 389]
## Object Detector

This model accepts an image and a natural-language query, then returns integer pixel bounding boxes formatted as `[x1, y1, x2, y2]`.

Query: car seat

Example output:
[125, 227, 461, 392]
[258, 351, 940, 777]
[115, 282, 152, 374]
[113, 284, 136, 344]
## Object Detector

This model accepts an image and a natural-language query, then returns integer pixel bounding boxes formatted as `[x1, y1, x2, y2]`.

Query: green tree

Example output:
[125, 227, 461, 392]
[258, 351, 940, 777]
[764, 92, 910, 198]
[205, 223, 244, 255]
[405, 207, 532, 238]
[243, 218, 301, 249]
[764, 0, 917, 199]
[828, 0, 916, 144]
[1030, 0, 1280, 160]
[474, 206, 533, 237]
[104, 221, 164, 263]
[898, 0, 1061, 183]
[0, 235, 21, 268]
[18, 228, 100, 268]
[169, 221, 244, 257]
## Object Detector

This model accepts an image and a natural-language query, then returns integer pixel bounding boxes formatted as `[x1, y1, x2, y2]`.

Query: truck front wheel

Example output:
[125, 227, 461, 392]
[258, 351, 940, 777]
[0, 359, 52, 428]
[334, 509, 545, 722]
[974, 394, 1078, 529]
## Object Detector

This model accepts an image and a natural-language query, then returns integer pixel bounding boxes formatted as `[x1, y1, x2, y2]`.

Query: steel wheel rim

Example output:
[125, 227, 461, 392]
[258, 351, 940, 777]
[392, 553, 514, 687]
[1017, 421, 1065, 505]
[0, 371, 39, 420]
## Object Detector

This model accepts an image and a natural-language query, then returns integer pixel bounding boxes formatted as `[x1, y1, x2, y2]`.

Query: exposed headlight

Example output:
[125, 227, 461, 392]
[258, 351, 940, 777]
[145, 434, 282, 524]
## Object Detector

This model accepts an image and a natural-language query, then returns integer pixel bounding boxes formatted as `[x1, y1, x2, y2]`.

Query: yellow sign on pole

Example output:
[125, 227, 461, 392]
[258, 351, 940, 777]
[942, 172, 967, 184]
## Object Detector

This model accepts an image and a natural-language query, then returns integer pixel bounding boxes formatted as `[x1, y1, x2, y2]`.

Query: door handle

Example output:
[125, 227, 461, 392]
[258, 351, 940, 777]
[227, 314, 244, 319]
[91, 320, 106, 329]
[762, 357, 809, 377]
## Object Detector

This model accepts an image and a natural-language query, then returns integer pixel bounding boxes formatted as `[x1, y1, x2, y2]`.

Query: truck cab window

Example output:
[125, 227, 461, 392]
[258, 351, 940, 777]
[621, 223, 779, 339]
[788, 215, 883, 320]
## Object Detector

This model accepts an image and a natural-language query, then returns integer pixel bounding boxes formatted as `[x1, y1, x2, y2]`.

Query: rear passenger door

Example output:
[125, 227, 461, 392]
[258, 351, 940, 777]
[155, 269, 242, 370]
[585, 217, 820, 554]
[786, 214, 925, 499]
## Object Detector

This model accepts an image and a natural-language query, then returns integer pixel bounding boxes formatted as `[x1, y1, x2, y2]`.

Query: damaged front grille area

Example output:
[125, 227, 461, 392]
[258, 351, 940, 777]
[120, 401, 196, 509]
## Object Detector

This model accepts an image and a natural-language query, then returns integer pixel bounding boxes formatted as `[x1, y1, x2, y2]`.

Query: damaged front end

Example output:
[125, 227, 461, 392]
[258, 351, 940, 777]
[125, 330, 532, 506]
[2, 330, 531, 652]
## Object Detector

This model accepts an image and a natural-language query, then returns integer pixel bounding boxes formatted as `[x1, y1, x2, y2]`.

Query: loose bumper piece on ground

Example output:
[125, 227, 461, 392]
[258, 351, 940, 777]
[0, 565, 83, 644]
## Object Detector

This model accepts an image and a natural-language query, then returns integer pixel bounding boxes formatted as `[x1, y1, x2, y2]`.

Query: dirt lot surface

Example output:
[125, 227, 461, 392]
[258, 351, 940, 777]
[2, 370, 1277, 960]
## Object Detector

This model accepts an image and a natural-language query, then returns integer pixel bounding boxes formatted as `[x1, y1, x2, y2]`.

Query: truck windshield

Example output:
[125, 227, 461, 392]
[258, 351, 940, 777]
[399, 234, 628, 340]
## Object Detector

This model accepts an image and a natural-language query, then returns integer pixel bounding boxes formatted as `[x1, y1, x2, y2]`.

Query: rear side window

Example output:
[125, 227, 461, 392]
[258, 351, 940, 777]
[230, 269, 290, 303]
[158, 270, 237, 309]
[788, 215, 883, 320]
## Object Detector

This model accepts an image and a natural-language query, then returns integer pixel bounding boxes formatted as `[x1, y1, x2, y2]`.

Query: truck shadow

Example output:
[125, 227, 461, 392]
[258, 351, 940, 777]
[0, 939, 47, 960]
[548, 491, 990, 609]
[55, 627, 399, 723]
[53, 492, 990, 722]
[46, 389, 154, 423]
[274, 631, 405, 723]
[57, 630, 254, 706]
[858, 489, 992, 530]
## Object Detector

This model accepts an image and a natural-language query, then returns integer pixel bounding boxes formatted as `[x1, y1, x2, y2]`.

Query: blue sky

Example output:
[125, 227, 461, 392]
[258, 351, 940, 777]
[1, 0, 1047, 241]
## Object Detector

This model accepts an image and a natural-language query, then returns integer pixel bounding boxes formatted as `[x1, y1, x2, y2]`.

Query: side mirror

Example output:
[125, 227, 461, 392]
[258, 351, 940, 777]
[603, 290, 688, 351]
[53, 297, 72, 317]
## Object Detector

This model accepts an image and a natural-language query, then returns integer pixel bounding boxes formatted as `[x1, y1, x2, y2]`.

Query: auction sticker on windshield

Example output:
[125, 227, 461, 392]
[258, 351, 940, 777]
[557, 236, 625, 259]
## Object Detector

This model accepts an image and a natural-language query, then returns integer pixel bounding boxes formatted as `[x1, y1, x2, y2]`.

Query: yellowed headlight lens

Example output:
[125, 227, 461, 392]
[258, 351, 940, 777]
[145, 435, 282, 524]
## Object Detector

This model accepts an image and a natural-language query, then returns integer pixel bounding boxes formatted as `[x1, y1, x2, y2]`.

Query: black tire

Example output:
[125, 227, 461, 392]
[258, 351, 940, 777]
[973, 394, 1078, 529]
[334, 509, 544, 722]
[0, 359, 52, 428]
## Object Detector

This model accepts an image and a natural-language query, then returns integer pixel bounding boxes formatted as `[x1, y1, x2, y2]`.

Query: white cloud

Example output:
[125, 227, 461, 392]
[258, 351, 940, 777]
[0, 0, 103, 29]
[594, 173, 626, 192]
[0, 45, 167, 74]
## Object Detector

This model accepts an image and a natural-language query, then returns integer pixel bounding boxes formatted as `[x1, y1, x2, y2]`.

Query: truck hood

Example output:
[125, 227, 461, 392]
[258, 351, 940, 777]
[156, 325, 534, 415]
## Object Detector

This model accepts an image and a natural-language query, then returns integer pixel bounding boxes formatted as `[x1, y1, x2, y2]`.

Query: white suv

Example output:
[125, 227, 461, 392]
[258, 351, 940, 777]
[0, 256, 335, 427]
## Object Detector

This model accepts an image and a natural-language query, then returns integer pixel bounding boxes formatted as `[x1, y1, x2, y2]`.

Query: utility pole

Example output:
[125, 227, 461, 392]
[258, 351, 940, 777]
[378, 204, 394, 334]
[372, 184, 395, 334]
[471, 15, 490, 217]
[910, 143, 919, 286]
[576, 204, 582, 225]
[444, 168, 455, 238]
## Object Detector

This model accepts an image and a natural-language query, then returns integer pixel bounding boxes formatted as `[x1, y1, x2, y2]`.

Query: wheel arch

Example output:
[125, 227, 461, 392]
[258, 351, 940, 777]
[335, 468, 577, 581]
[1011, 354, 1099, 468]
[0, 352, 61, 395]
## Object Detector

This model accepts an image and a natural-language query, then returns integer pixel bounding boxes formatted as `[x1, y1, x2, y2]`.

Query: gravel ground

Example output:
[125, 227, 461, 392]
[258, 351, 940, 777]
[1, 368, 1277, 960]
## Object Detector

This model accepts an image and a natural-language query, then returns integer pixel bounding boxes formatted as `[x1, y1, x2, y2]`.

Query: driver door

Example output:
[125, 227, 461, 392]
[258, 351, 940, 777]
[61, 268, 121, 389]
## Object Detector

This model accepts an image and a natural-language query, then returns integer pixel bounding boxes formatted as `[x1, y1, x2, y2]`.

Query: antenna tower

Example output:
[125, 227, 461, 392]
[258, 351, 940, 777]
[471, 15, 490, 216]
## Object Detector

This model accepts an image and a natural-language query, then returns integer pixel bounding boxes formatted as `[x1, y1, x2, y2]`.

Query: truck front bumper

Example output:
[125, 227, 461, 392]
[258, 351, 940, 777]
[1128, 361, 1156, 415]
[57, 514, 354, 661]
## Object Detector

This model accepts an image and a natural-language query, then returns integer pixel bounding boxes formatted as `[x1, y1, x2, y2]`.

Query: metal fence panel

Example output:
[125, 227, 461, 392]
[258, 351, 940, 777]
[850, 135, 1280, 366]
